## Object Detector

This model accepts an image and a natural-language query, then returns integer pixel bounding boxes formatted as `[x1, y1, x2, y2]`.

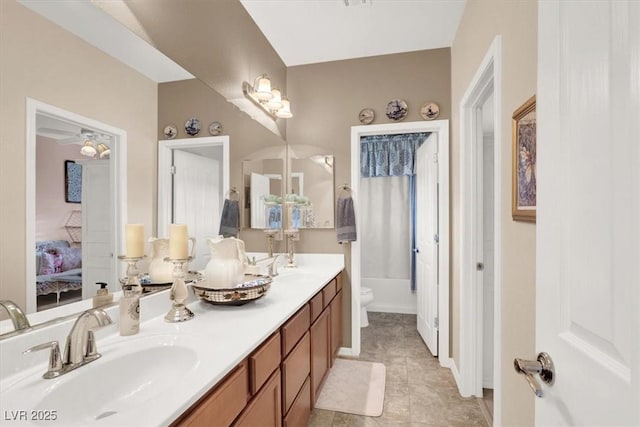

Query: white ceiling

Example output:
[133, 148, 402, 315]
[240, 0, 466, 66]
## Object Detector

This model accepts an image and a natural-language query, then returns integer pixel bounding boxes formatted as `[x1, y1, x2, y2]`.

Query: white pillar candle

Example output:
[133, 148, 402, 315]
[169, 224, 189, 259]
[125, 224, 144, 258]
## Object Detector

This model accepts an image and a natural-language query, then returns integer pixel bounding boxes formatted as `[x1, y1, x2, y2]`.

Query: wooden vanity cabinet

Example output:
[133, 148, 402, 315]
[174, 271, 343, 427]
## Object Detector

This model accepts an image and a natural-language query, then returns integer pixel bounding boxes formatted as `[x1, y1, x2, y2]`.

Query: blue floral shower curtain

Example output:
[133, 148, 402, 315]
[360, 132, 429, 291]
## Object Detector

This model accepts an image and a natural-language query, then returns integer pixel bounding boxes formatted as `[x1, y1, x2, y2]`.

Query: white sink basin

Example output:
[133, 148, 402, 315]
[0, 334, 205, 426]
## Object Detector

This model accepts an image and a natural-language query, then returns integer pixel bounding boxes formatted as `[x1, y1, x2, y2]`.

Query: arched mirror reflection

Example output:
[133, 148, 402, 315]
[287, 145, 335, 229]
[242, 155, 285, 230]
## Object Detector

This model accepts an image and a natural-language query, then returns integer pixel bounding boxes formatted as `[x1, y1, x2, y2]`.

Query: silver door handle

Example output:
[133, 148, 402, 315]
[514, 352, 555, 398]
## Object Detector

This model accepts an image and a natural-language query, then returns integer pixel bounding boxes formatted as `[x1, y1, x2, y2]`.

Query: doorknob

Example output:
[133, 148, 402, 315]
[514, 352, 555, 398]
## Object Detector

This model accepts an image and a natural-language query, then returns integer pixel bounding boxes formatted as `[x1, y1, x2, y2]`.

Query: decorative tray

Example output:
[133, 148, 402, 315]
[192, 274, 272, 306]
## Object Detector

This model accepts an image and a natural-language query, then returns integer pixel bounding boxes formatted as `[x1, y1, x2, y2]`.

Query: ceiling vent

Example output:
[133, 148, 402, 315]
[343, 0, 372, 7]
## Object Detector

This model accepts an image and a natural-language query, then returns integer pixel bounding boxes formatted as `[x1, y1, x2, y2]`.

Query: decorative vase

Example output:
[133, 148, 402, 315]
[204, 236, 247, 289]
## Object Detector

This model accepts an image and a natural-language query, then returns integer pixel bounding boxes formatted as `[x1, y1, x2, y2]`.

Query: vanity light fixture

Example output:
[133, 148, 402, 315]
[80, 138, 97, 157]
[97, 143, 110, 159]
[243, 74, 293, 119]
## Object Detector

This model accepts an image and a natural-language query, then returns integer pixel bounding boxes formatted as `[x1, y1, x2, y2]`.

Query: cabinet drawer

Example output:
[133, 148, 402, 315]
[322, 279, 337, 308]
[309, 292, 324, 323]
[281, 304, 310, 357]
[282, 331, 310, 415]
[176, 361, 248, 427]
[234, 369, 282, 427]
[249, 332, 281, 396]
[283, 376, 311, 427]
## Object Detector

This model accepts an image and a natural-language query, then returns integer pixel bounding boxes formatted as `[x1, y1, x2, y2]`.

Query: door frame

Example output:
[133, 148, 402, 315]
[349, 120, 450, 366]
[458, 35, 503, 418]
[157, 137, 229, 239]
[25, 98, 127, 313]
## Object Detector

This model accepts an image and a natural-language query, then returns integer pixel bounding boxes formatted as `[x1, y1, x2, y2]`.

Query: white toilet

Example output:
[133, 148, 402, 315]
[360, 287, 374, 327]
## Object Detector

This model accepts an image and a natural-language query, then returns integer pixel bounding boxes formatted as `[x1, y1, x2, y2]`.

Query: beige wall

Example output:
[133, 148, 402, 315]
[35, 137, 82, 243]
[286, 48, 451, 348]
[157, 78, 287, 252]
[451, 0, 537, 425]
[111, 0, 288, 138]
[0, 0, 158, 309]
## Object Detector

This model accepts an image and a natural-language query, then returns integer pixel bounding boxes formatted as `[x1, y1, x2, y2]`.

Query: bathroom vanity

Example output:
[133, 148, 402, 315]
[0, 254, 344, 427]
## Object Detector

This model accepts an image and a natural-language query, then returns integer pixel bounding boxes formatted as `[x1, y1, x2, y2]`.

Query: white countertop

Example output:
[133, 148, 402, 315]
[0, 254, 344, 426]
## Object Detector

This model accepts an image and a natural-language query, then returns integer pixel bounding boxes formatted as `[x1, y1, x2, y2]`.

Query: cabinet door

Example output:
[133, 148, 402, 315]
[235, 369, 282, 427]
[310, 308, 330, 403]
[330, 290, 343, 364]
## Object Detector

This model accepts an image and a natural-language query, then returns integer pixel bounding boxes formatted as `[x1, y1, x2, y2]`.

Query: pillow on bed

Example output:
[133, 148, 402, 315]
[55, 247, 82, 271]
[39, 251, 63, 275]
[36, 240, 70, 252]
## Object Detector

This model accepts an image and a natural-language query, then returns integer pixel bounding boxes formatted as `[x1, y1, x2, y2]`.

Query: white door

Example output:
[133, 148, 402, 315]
[535, 1, 639, 425]
[81, 160, 112, 299]
[173, 150, 220, 272]
[416, 134, 439, 356]
[250, 172, 270, 229]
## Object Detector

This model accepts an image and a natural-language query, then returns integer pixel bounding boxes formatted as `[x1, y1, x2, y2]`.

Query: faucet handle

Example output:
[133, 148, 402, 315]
[24, 341, 62, 379]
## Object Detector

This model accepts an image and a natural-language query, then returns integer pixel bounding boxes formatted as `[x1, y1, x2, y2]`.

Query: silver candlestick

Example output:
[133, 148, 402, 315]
[117, 255, 144, 294]
[164, 257, 195, 322]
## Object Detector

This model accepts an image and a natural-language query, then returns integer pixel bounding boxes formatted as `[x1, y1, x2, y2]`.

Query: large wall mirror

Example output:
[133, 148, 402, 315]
[287, 145, 335, 229]
[242, 157, 285, 230]
[27, 99, 126, 314]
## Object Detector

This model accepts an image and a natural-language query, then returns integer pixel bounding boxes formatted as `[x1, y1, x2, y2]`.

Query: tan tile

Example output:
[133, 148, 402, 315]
[309, 409, 336, 427]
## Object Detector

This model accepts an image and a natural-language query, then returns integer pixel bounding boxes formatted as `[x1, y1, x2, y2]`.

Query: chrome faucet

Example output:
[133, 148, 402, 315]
[0, 300, 31, 332]
[24, 308, 113, 379]
[267, 254, 281, 277]
[63, 308, 113, 365]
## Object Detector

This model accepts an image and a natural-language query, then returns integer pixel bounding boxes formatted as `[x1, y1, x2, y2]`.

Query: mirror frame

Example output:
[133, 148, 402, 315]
[157, 137, 230, 256]
[25, 98, 127, 314]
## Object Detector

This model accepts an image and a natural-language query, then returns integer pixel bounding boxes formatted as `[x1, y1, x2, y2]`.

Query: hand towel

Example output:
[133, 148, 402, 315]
[219, 199, 240, 238]
[336, 196, 357, 244]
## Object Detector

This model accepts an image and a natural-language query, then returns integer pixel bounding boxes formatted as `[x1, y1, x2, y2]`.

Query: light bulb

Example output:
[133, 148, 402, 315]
[255, 75, 273, 101]
[276, 97, 293, 118]
[80, 140, 97, 157]
[267, 88, 283, 110]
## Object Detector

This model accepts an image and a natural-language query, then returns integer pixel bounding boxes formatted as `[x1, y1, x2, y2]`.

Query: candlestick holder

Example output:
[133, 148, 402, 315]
[117, 255, 145, 294]
[164, 256, 195, 322]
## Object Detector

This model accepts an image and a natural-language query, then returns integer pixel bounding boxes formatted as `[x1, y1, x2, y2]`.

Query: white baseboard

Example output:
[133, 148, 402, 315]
[368, 305, 417, 315]
[337, 346, 357, 358]
[449, 358, 463, 393]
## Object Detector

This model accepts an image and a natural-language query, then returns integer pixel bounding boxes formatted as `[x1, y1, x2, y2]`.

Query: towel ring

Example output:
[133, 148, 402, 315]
[337, 184, 352, 197]
[227, 187, 239, 201]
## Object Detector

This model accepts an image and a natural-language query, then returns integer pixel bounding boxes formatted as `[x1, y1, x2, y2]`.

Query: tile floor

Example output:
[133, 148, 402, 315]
[309, 312, 489, 427]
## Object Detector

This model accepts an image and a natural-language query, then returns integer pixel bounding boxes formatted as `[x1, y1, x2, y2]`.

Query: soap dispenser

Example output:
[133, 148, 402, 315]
[93, 282, 113, 308]
[119, 284, 140, 336]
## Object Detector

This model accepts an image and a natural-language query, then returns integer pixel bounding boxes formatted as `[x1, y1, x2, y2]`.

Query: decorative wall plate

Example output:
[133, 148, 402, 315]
[208, 121, 223, 136]
[420, 102, 440, 120]
[184, 118, 201, 136]
[358, 108, 375, 125]
[163, 124, 178, 139]
[385, 99, 408, 121]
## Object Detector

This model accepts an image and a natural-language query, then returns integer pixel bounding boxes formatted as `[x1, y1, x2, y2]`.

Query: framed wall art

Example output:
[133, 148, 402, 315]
[512, 95, 536, 222]
[65, 160, 82, 204]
